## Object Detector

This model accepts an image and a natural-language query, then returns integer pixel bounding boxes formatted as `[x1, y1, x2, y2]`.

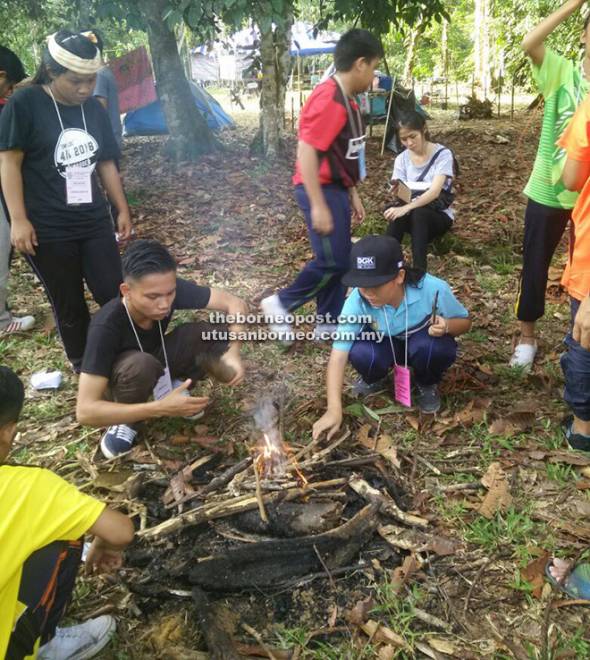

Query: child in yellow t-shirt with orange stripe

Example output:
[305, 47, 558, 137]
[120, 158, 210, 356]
[0, 366, 134, 659]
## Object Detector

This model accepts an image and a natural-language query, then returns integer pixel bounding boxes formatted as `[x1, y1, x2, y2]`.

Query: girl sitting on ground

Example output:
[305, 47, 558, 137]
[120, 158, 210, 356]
[384, 111, 455, 270]
[312, 235, 471, 440]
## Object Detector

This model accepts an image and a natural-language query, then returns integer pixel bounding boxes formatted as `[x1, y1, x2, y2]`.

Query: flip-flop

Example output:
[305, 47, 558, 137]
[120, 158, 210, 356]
[545, 559, 590, 600]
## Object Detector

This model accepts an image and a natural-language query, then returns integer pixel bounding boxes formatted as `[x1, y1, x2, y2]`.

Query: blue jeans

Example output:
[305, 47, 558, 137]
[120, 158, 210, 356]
[561, 297, 590, 421]
[278, 185, 351, 322]
[349, 324, 457, 387]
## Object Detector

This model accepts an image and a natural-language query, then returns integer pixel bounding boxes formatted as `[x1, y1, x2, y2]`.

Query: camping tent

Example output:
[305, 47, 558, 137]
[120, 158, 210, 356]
[123, 83, 234, 136]
[190, 23, 340, 83]
[289, 22, 339, 57]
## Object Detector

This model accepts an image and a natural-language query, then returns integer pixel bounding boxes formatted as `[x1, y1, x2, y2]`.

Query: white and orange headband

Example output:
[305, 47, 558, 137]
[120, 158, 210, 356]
[46, 32, 102, 75]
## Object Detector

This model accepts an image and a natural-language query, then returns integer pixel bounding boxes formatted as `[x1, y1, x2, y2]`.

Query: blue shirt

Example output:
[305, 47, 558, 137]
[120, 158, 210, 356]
[332, 273, 469, 353]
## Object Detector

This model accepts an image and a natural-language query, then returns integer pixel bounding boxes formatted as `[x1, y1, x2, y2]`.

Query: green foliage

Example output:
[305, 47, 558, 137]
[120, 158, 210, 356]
[321, 0, 448, 35]
[0, 0, 146, 73]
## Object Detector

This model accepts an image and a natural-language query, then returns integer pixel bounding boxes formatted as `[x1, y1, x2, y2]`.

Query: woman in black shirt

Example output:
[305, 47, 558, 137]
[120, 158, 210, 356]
[0, 30, 131, 371]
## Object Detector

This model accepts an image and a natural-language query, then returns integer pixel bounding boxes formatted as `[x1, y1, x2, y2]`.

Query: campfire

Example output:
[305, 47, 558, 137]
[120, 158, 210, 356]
[123, 396, 457, 657]
[252, 398, 288, 480]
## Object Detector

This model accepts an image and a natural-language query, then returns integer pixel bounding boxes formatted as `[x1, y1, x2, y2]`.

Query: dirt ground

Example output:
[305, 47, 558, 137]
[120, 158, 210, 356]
[3, 102, 590, 659]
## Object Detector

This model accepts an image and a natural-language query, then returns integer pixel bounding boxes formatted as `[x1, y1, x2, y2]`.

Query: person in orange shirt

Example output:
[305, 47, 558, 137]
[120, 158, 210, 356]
[557, 93, 590, 450]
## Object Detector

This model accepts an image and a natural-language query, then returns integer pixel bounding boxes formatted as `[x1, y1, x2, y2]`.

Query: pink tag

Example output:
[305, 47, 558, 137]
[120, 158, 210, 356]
[393, 365, 412, 407]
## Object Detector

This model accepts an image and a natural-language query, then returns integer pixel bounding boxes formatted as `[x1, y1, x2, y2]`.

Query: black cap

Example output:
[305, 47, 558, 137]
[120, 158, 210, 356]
[342, 235, 404, 288]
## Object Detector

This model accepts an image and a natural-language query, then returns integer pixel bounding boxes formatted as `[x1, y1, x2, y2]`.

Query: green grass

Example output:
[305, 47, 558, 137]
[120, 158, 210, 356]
[464, 508, 547, 558]
[545, 462, 576, 484]
[465, 328, 488, 343]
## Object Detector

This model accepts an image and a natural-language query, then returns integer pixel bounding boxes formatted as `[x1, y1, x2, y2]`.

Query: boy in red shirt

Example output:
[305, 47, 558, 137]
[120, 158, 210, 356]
[262, 29, 382, 341]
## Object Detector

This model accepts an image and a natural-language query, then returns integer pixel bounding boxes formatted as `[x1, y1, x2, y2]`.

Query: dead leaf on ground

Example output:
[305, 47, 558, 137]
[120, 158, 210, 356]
[479, 462, 513, 518]
[548, 452, 590, 467]
[93, 469, 141, 496]
[377, 645, 396, 660]
[520, 552, 550, 599]
[391, 554, 421, 594]
[428, 637, 457, 655]
[346, 595, 373, 625]
[327, 604, 338, 628]
[359, 430, 401, 469]
[489, 411, 534, 437]
[361, 620, 408, 649]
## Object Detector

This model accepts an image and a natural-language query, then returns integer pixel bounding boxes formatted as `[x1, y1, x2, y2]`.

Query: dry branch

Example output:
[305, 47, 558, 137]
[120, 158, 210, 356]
[138, 478, 347, 540]
[349, 476, 429, 528]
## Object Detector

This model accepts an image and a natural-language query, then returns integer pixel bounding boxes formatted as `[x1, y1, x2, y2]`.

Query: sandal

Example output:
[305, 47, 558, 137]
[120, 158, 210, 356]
[545, 558, 590, 600]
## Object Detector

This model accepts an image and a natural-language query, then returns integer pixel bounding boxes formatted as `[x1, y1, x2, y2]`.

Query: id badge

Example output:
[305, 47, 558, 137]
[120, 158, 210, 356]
[358, 143, 367, 181]
[65, 167, 93, 204]
[393, 365, 412, 407]
[153, 366, 173, 400]
[345, 135, 365, 159]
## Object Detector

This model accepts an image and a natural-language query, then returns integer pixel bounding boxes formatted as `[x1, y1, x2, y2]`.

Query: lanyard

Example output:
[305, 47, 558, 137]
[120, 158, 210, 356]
[332, 74, 363, 140]
[122, 299, 170, 374]
[46, 85, 88, 134]
[381, 293, 409, 369]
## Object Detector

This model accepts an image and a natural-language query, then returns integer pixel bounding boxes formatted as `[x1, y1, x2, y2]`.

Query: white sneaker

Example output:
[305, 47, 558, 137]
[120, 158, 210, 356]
[0, 314, 35, 335]
[38, 615, 116, 660]
[509, 341, 537, 370]
[313, 323, 338, 341]
[171, 378, 204, 420]
[260, 294, 294, 343]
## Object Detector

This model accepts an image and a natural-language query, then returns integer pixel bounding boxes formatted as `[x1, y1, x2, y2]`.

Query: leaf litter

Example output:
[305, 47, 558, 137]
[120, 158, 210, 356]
[3, 109, 590, 656]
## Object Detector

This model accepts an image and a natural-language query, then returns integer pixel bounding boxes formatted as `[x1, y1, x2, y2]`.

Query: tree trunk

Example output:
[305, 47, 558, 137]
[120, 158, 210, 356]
[251, 3, 294, 159]
[441, 19, 448, 108]
[482, 0, 491, 97]
[77, 0, 93, 26]
[403, 25, 421, 88]
[473, 0, 482, 88]
[143, 0, 217, 161]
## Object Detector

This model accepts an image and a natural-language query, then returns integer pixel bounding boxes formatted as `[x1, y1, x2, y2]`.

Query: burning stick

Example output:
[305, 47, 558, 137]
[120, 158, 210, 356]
[253, 456, 269, 523]
[252, 398, 290, 481]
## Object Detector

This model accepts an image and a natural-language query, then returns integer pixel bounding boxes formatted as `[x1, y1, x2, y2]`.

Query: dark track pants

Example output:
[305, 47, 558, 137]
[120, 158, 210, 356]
[516, 198, 570, 322]
[6, 540, 82, 660]
[561, 298, 590, 421]
[110, 321, 231, 403]
[278, 184, 351, 323]
[386, 207, 452, 270]
[349, 325, 457, 387]
[27, 234, 122, 369]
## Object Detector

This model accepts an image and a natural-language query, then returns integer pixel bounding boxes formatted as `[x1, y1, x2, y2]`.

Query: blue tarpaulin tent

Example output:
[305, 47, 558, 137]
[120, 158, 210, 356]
[289, 22, 339, 57]
[123, 82, 234, 136]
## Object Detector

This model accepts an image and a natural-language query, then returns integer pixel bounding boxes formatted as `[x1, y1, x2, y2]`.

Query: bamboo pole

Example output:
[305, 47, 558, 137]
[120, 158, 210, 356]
[381, 80, 396, 157]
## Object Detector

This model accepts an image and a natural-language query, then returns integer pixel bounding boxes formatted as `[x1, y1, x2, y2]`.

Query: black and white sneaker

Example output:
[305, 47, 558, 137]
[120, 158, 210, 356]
[100, 424, 137, 459]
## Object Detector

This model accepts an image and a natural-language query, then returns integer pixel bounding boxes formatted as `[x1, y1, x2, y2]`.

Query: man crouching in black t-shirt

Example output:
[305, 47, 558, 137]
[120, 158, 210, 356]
[76, 239, 247, 459]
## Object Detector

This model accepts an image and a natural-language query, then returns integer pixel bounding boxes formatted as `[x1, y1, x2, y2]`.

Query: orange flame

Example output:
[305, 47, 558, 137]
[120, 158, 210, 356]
[254, 430, 308, 487]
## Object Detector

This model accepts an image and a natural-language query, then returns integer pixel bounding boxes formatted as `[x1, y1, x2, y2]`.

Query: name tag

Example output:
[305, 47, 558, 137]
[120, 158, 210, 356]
[66, 167, 93, 204]
[393, 365, 412, 408]
[346, 135, 366, 160]
[153, 366, 173, 400]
